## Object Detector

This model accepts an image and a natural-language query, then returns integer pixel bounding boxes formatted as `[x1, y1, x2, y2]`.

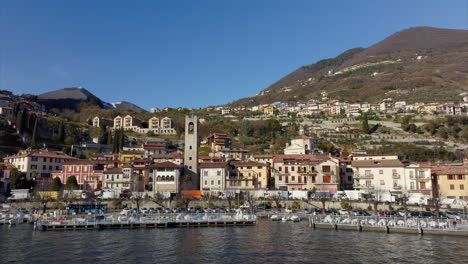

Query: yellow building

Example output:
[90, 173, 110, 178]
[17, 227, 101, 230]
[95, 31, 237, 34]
[227, 161, 270, 189]
[263, 106, 275, 115]
[118, 151, 144, 165]
[433, 166, 468, 200]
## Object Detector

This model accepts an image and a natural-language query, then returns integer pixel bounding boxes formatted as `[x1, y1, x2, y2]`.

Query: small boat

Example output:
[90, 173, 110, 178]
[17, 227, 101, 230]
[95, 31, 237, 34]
[8, 217, 21, 225]
[281, 215, 290, 222]
[290, 215, 301, 222]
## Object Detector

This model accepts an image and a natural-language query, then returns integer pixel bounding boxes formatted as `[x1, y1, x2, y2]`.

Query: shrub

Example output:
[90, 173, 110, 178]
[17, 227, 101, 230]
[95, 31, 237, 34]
[292, 201, 301, 209]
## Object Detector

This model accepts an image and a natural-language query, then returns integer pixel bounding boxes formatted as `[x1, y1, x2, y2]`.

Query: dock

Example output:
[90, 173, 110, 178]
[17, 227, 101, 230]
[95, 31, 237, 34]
[35, 214, 257, 231]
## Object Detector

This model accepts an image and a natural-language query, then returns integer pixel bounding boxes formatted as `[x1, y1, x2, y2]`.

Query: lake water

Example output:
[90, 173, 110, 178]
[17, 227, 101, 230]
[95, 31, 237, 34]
[0, 220, 467, 264]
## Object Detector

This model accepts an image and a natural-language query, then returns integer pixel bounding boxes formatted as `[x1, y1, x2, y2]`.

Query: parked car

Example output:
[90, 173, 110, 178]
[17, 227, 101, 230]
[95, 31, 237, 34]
[421, 212, 435, 218]
[339, 209, 349, 215]
[256, 203, 272, 210]
[446, 212, 462, 220]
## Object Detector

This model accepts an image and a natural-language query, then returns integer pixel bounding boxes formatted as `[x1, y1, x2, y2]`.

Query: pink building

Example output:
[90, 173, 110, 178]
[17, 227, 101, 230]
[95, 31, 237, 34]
[52, 160, 104, 190]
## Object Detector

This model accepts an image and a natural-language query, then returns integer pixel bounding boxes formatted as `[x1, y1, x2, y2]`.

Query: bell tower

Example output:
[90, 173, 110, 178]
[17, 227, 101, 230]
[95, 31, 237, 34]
[184, 115, 199, 189]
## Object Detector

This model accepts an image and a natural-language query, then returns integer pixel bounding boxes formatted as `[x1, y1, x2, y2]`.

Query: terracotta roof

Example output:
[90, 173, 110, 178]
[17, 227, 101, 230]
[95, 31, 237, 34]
[152, 152, 183, 159]
[432, 166, 468, 175]
[4, 148, 77, 160]
[218, 148, 249, 152]
[230, 161, 267, 167]
[151, 161, 182, 169]
[273, 154, 329, 162]
[351, 154, 397, 157]
[143, 144, 165, 149]
[62, 159, 94, 165]
[200, 162, 229, 168]
[351, 159, 404, 168]
[253, 155, 274, 159]
[104, 168, 123, 174]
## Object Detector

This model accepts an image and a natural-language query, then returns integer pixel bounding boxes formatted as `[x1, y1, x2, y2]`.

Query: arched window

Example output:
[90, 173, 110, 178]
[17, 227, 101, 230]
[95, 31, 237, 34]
[170, 176, 174, 181]
[157, 176, 161, 182]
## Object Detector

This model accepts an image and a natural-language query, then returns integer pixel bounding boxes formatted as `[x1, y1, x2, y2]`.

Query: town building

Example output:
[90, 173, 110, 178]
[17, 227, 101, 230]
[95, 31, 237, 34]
[51, 159, 103, 190]
[4, 148, 76, 180]
[143, 143, 167, 158]
[352, 159, 407, 198]
[92, 116, 113, 128]
[152, 152, 184, 165]
[200, 162, 229, 192]
[102, 167, 133, 191]
[214, 148, 249, 160]
[150, 162, 183, 195]
[202, 133, 231, 152]
[432, 165, 468, 200]
[226, 161, 270, 190]
[284, 136, 318, 155]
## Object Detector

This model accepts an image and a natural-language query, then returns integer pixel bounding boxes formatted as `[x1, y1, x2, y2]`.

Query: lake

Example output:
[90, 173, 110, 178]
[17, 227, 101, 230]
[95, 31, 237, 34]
[0, 220, 466, 264]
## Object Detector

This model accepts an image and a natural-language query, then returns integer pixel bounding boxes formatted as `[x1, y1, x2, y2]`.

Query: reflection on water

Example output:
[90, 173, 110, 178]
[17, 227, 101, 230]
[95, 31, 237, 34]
[0, 220, 466, 264]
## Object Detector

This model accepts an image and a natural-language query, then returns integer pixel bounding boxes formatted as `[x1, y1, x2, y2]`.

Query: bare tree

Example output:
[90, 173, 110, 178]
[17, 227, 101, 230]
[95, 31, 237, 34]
[271, 192, 283, 209]
[152, 192, 166, 208]
[244, 191, 257, 214]
[130, 191, 145, 213]
[180, 196, 193, 212]
[224, 190, 236, 210]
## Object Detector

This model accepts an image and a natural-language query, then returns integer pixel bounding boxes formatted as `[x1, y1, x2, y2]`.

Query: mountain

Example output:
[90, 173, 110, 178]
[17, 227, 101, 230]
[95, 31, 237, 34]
[231, 27, 468, 106]
[37, 87, 145, 112]
[111, 101, 146, 112]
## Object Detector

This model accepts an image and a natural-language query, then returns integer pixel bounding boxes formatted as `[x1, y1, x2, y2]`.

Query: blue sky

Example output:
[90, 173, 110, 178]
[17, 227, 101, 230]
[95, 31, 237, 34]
[1, 0, 467, 109]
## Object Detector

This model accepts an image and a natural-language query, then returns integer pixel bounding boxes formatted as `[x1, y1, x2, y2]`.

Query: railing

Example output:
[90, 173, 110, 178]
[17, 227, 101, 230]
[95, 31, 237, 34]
[309, 214, 468, 232]
[392, 174, 400, 179]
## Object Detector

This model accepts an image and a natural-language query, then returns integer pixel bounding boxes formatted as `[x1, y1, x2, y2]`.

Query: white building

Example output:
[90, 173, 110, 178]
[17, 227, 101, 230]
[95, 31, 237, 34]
[351, 159, 407, 197]
[200, 162, 229, 191]
[284, 136, 317, 155]
[151, 161, 182, 194]
[103, 167, 134, 191]
[3, 148, 76, 180]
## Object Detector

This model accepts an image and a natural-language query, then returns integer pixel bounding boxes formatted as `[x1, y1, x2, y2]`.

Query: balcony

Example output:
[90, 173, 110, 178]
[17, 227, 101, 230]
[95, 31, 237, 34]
[297, 170, 317, 175]
[354, 174, 374, 179]
[392, 174, 400, 179]
[393, 185, 402, 190]
[353, 183, 372, 189]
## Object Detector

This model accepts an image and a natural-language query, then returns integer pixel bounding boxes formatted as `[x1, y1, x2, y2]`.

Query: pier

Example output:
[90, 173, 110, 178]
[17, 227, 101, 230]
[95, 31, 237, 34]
[35, 213, 257, 231]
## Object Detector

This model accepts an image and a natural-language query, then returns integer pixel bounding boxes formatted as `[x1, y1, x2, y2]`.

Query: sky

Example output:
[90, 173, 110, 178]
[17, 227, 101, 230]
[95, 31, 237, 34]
[1, 0, 467, 110]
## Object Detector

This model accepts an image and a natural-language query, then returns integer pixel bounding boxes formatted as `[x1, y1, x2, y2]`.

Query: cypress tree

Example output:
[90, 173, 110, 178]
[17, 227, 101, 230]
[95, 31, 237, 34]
[31, 117, 39, 149]
[57, 122, 65, 143]
[362, 113, 370, 134]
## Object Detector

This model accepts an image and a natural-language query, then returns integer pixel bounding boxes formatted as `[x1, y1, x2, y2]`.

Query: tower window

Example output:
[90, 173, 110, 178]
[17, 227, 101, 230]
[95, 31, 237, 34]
[189, 146, 192, 150]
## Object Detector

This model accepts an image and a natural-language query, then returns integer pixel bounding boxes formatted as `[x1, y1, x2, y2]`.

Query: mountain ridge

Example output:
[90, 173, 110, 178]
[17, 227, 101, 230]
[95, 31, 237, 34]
[231, 26, 468, 106]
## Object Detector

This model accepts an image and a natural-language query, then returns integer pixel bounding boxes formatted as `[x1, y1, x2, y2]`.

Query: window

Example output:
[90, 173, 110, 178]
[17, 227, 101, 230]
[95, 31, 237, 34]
[30, 165, 37, 170]
[279, 166, 282, 171]
[380, 180, 385, 185]
[43, 158, 46, 162]
[322, 166, 331, 173]
[56, 166, 59, 170]
[204, 180, 207, 185]
[203, 171, 208, 176]
[43, 165, 46, 170]
[189, 157, 192, 160]
[50, 158, 53, 162]
[291, 166, 295, 172]
[460, 185, 464, 190]
[458, 175, 465, 180]
[379, 170, 383, 175]
[49, 166, 52, 170]
[365, 170, 371, 176]
[279, 176, 282, 181]
[410, 182, 415, 190]
[448, 175, 455, 180]
[211, 180, 214, 185]
[218, 180, 220, 185]
[189, 146, 192, 150]
[32, 157, 38, 161]
[292, 176, 295, 181]
[450, 184, 455, 190]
